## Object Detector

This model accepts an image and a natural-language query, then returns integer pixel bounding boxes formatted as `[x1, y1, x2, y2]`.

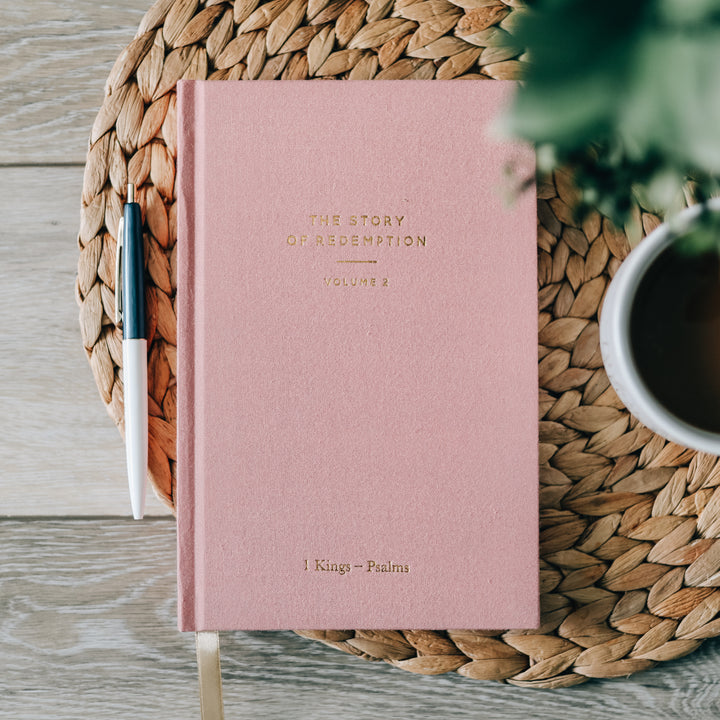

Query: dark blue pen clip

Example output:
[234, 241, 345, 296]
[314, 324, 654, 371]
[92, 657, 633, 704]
[115, 216, 124, 327]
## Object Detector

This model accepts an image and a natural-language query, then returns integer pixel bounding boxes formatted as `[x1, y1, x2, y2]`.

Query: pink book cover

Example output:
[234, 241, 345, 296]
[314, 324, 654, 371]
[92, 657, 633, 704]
[176, 79, 538, 631]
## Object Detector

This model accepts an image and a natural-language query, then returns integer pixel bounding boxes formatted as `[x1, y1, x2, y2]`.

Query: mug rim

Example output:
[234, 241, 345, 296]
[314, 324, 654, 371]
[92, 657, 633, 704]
[600, 198, 720, 456]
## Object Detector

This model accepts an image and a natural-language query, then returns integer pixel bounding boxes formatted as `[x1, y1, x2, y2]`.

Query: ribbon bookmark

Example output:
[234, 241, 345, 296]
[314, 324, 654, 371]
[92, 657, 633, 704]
[195, 632, 225, 720]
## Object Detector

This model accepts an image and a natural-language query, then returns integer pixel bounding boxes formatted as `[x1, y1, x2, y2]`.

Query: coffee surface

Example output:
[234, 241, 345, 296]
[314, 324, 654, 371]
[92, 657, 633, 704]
[630, 245, 720, 433]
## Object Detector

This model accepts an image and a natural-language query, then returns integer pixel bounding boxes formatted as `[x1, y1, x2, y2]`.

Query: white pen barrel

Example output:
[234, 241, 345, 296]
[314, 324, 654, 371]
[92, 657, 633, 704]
[123, 338, 148, 519]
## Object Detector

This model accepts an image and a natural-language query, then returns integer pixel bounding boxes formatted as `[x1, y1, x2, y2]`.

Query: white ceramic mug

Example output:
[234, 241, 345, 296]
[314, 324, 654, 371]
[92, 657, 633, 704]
[599, 198, 720, 456]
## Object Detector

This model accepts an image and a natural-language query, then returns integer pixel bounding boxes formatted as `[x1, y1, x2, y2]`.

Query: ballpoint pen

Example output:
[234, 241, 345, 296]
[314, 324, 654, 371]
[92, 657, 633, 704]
[115, 183, 148, 519]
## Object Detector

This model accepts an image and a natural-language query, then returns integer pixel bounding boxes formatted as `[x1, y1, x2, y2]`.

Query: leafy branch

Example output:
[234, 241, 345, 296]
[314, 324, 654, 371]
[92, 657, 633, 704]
[505, 0, 720, 233]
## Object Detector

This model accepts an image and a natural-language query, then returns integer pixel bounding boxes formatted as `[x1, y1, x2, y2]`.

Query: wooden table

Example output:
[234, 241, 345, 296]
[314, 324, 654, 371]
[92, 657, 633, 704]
[2, 2, 720, 717]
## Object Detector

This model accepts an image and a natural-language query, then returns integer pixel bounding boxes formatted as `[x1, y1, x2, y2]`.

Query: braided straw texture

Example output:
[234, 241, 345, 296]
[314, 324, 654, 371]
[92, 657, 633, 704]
[76, 0, 720, 687]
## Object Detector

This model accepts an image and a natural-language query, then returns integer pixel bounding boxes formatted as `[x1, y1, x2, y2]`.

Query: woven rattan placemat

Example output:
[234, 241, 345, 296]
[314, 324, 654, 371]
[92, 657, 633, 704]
[76, 0, 720, 688]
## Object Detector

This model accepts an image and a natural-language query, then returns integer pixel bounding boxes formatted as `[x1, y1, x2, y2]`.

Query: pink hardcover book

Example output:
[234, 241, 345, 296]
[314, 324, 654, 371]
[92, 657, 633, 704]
[176, 79, 538, 631]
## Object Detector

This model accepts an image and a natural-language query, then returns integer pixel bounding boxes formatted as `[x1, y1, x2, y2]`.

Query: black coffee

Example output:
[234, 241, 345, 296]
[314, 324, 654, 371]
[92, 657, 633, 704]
[630, 244, 720, 433]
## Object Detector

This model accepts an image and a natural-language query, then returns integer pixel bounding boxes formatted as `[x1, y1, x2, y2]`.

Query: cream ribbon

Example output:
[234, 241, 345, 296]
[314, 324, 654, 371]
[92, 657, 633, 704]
[195, 632, 225, 720]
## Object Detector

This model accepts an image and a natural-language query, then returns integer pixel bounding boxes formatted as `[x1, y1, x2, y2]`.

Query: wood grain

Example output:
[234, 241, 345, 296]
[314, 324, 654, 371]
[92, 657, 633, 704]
[0, 0, 149, 165]
[0, 165, 169, 516]
[2, 519, 720, 719]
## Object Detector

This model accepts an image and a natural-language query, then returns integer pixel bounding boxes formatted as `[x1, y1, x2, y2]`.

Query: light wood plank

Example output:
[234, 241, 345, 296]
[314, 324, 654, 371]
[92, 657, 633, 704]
[0, 0, 148, 165]
[0, 165, 169, 515]
[2, 519, 720, 719]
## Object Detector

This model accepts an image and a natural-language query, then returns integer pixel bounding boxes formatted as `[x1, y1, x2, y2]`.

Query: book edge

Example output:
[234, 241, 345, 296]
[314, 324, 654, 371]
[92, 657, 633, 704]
[177, 79, 199, 632]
